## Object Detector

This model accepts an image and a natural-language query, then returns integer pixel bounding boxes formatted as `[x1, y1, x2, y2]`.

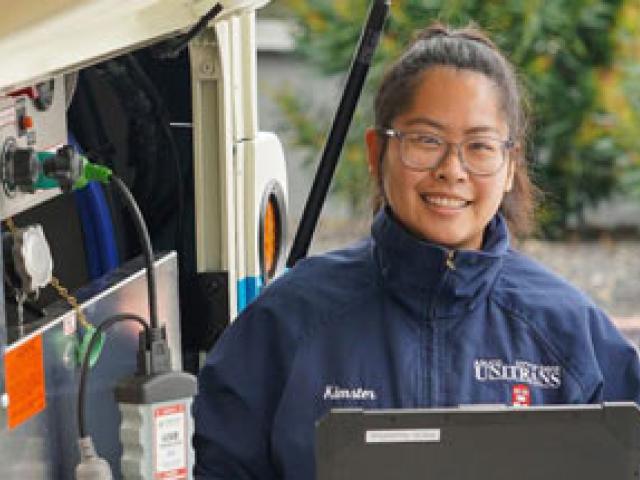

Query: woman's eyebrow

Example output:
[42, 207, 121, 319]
[404, 117, 445, 130]
[403, 118, 502, 136]
[464, 125, 502, 135]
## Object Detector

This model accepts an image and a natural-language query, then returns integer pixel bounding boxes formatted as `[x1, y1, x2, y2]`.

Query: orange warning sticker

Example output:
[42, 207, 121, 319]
[4, 335, 46, 429]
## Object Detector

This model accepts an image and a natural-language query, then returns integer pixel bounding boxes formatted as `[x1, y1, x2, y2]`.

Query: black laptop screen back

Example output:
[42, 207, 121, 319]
[316, 403, 640, 480]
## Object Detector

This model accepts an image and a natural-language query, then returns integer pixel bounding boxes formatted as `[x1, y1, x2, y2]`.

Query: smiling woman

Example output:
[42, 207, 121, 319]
[193, 22, 640, 480]
[368, 66, 516, 250]
[367, 23, 535, 247]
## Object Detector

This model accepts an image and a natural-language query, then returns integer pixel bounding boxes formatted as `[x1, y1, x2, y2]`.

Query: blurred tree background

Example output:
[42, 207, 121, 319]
[275, 0, 640, 238]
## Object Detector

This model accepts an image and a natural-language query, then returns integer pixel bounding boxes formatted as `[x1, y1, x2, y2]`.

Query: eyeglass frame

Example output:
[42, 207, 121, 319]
[377, 127, 515, 176]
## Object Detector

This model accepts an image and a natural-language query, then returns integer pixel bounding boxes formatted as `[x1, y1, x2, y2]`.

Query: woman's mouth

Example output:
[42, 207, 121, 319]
[420, 194, 470, 209]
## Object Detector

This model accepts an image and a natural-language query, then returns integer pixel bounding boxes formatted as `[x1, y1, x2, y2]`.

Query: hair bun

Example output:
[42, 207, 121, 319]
[415, 23, 498, 52]
[415, 22, 450, 41]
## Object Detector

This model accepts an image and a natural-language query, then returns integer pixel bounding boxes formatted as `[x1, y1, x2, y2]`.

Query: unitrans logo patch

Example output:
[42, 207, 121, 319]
[323, 385, 377, 401]
[474, 359, 562, 389]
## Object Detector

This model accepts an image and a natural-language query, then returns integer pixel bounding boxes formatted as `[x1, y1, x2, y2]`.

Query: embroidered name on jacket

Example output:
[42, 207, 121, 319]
[323, 385, 377, 401]
[474, 359, 562, 389]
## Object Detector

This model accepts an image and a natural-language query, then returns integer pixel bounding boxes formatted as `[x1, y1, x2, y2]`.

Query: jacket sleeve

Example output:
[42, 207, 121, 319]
[193, 294, 302, 479]
[587, 307, 640, 403]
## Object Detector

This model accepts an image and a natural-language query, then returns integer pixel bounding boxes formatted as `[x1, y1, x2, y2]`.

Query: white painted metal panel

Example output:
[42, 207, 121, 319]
[0, 0, 269, 93]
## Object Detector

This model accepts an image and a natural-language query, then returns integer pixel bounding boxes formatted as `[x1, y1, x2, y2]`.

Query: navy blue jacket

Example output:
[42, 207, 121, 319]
[193, 209, 640, 479]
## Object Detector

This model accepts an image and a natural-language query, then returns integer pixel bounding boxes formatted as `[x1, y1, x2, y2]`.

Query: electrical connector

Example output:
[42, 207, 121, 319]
[135, 327, 172, 376]
[36, 146, 112, 191]
[114, 327, 197, 478]
[2, 143, 113, 194]
[37, 145, 83, 191]
[75, 436, 113, 480]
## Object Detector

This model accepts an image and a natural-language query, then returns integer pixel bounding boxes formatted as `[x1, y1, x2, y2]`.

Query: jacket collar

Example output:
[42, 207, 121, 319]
[371, 207, 509, 317]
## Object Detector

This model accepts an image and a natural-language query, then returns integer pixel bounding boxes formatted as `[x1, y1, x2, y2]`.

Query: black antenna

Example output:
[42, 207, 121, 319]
[154, 3, 224, 60]
[286, 0, 391, 268]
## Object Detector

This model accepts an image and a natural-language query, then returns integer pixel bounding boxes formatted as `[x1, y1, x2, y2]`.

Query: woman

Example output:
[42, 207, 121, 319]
[193, 23, 640, 479]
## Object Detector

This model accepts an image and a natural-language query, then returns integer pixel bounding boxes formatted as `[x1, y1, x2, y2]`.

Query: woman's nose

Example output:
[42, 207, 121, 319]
[432, 144, 468, 183]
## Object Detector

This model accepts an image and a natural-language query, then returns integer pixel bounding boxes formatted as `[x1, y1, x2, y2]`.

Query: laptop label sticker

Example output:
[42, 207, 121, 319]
[365, 429, 441, 444]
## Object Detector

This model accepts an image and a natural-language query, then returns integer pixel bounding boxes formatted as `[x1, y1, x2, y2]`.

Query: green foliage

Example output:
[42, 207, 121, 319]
[609, 2, 640, 199]
[278, 0, 638, 236]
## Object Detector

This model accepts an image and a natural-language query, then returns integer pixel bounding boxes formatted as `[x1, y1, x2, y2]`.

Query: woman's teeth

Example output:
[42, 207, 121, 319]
[422, 195, 469, 208]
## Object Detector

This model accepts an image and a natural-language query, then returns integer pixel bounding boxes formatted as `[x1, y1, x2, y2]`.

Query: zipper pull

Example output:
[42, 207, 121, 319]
[445, 250, 456, 270]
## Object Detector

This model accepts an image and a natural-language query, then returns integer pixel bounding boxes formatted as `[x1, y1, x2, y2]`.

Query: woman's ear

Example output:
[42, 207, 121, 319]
[365, 128, 383, 181]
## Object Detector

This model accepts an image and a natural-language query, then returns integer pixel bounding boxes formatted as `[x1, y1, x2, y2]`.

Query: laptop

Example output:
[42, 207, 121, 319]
[316, 403, 640, 479]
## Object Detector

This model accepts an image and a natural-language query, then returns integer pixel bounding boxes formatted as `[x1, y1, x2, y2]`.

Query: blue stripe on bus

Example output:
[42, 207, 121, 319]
[237, 276, 264, 312]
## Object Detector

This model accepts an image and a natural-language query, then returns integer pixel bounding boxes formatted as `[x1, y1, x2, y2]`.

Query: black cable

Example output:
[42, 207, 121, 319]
[110, 175, 159, 329]
[123, 55, 186, 260]
[77, 313, 149, 438]
[76, 177, 162, 439]
[154, 3, 224, 60]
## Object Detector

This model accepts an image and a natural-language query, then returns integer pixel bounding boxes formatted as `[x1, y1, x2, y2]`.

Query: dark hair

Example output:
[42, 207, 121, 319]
[374, 23, 537, 237]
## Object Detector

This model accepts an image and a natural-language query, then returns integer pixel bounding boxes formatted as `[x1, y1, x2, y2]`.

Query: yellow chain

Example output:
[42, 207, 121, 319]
[4, 217, 90, 330]
[49, 276, 90, 330]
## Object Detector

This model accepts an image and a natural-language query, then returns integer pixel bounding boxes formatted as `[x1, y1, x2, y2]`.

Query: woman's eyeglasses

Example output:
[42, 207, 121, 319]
[378, 128, 514, 176]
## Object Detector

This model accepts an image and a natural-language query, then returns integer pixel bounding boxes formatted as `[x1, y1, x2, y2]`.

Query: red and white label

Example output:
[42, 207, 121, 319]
[0, 106, 16, 129]
[512, 384, 531, 407]
[153, 404, 188, 479]
[62, 313, 77, 336]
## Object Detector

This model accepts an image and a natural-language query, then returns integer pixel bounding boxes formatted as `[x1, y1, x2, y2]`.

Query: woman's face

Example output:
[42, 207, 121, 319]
[366, 66, 515, 250]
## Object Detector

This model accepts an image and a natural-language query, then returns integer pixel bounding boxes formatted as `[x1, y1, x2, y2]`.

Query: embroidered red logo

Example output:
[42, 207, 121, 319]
[512, 384, 531, 407]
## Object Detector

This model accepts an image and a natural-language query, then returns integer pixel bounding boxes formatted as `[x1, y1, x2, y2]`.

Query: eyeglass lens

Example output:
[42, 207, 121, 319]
[401, 134, 505, 174]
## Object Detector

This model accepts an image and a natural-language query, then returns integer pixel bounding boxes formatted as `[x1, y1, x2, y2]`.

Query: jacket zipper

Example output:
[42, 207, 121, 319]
[426, 250, 456, 406]
[445, 250, 456, 270]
